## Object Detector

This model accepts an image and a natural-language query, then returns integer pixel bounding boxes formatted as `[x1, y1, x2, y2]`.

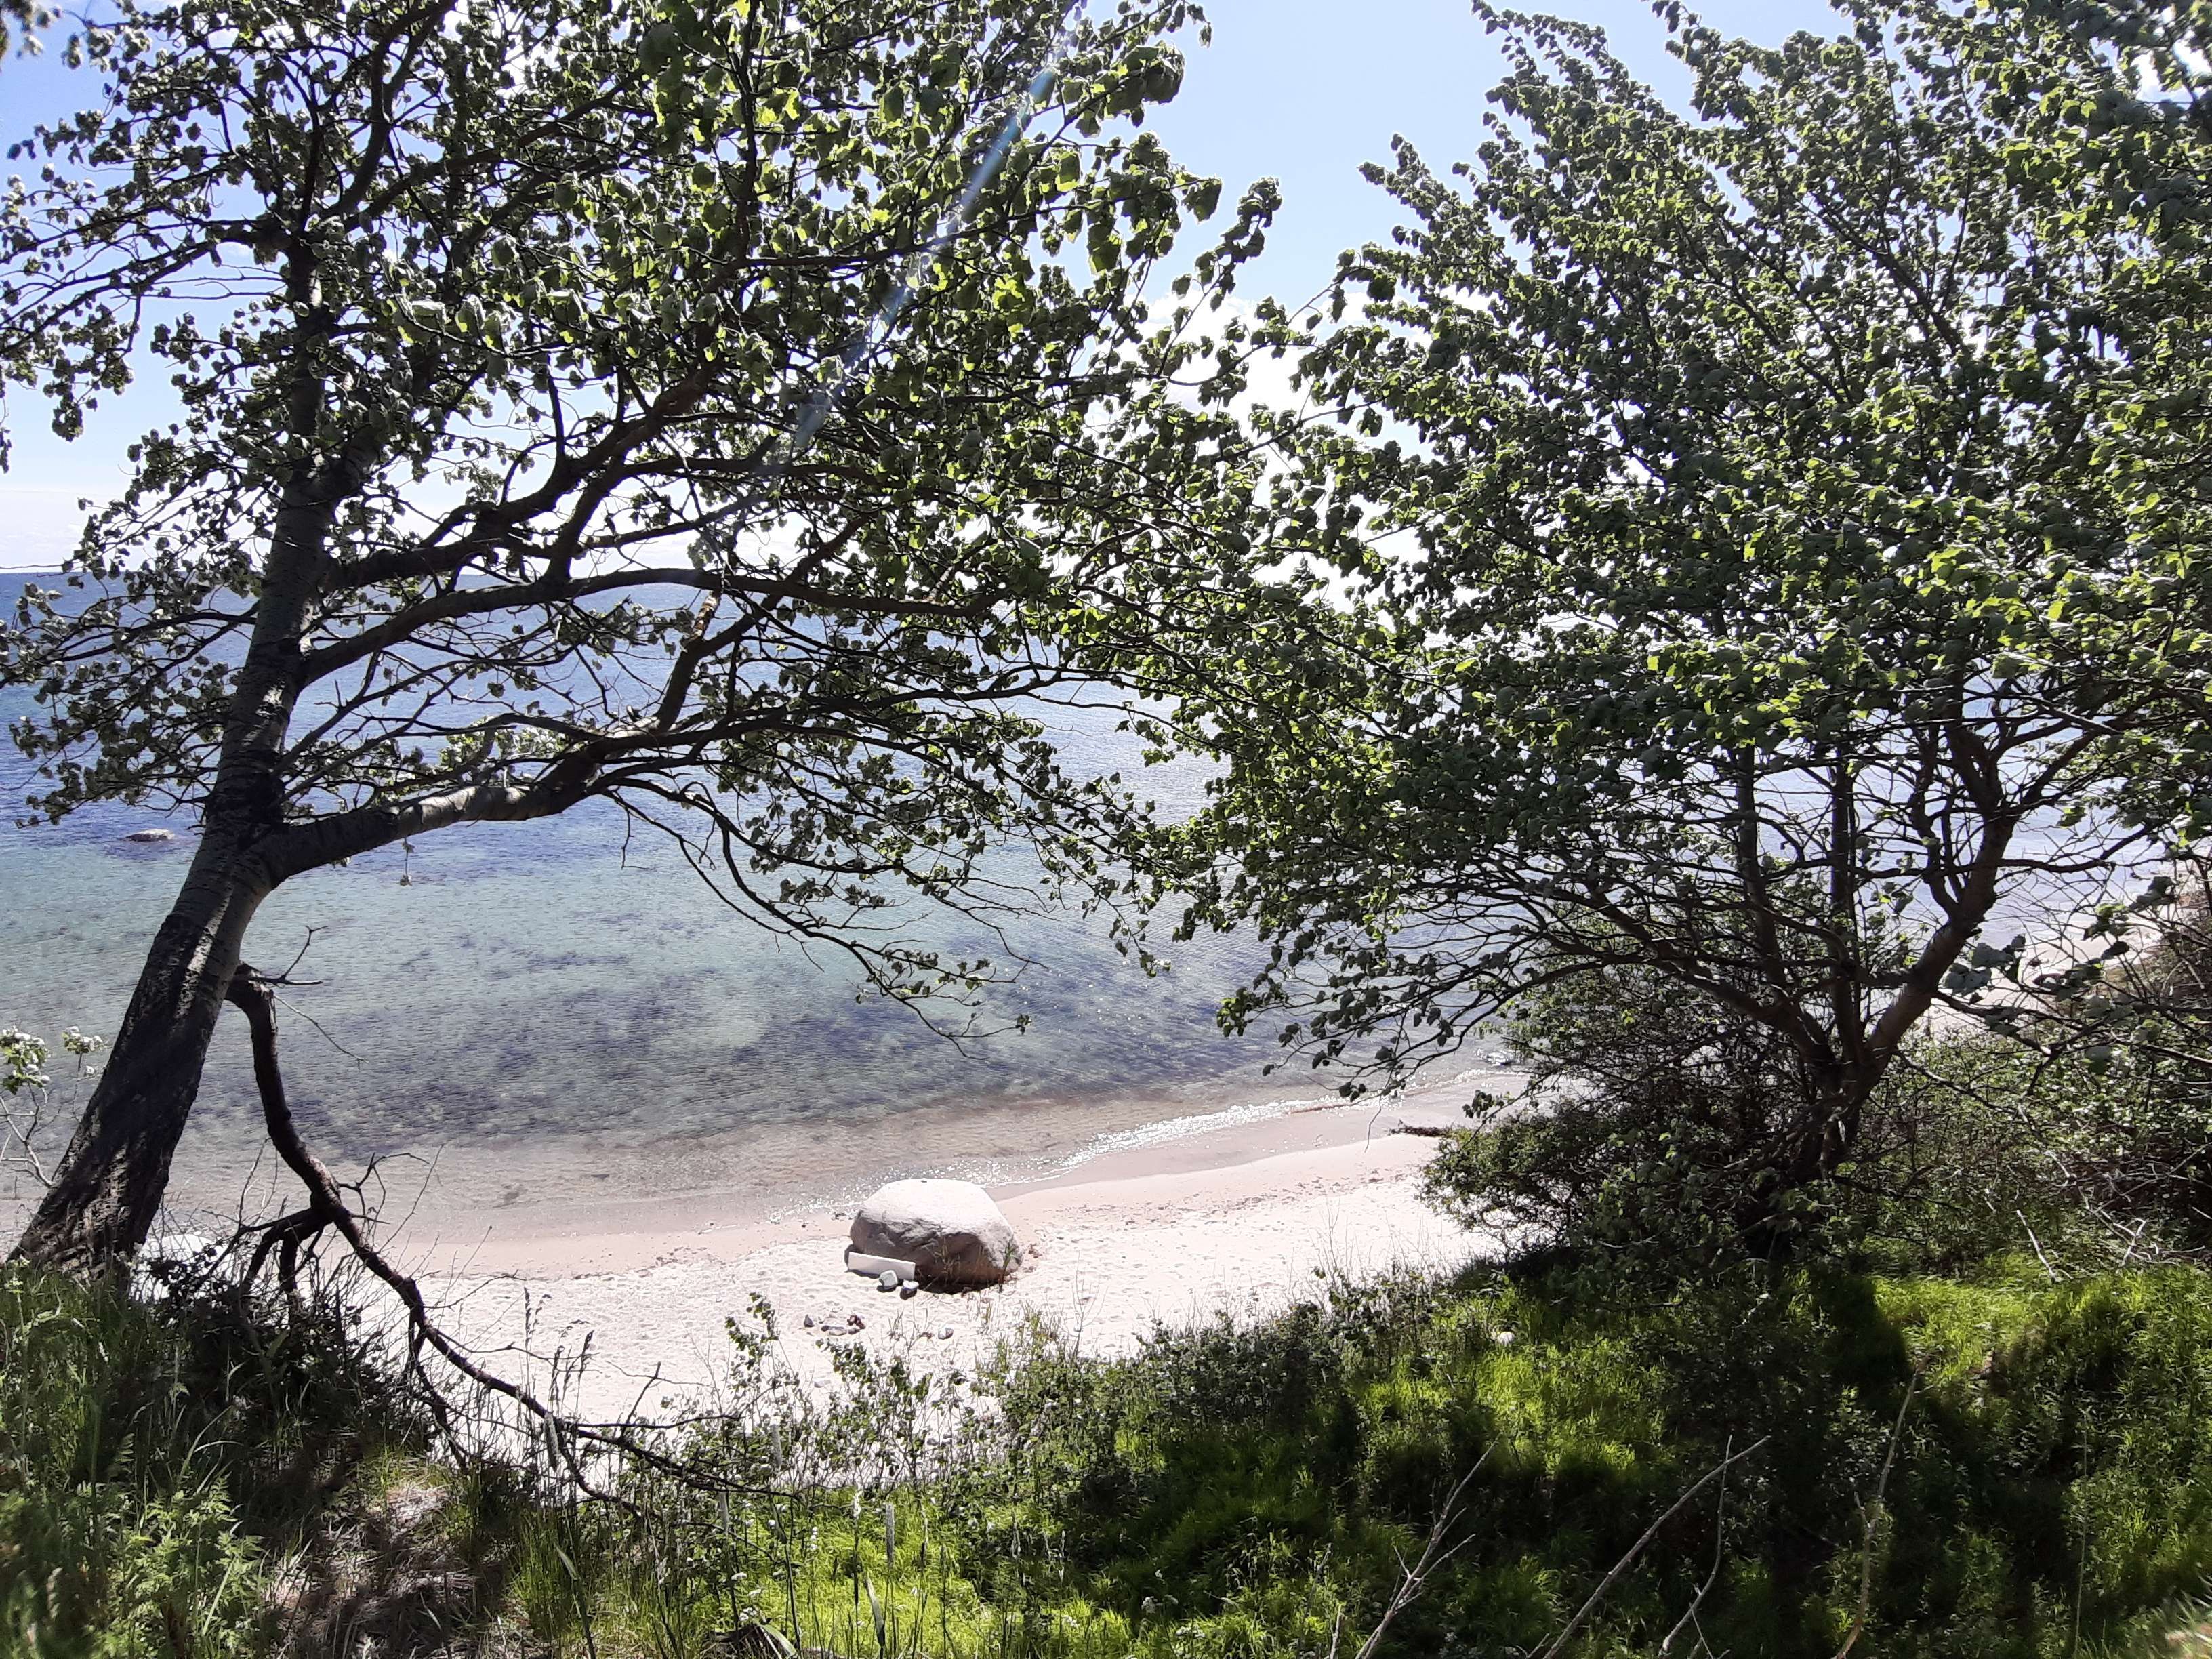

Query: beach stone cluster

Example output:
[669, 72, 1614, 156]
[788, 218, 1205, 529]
[849, 1178, 1021, 1286]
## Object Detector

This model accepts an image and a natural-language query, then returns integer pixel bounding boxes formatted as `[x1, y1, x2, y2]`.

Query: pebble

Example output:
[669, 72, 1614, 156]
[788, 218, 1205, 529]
[877, 1268, 899, 1291]
[898, 1281, 918, 1299]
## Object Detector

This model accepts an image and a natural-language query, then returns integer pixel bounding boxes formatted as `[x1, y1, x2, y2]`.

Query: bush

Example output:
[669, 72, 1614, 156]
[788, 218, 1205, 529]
[1417, 963, 2209, 1278]
[1419, 966, 1900, 1267]
[1957, 865, 2212, 1253]
[12, 1250, 2212, 1658]
[0, 1264, 424, 1658]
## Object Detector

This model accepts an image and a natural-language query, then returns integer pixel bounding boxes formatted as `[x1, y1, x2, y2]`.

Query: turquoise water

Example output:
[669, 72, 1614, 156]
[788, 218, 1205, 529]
[1, 575, 1294, 1227]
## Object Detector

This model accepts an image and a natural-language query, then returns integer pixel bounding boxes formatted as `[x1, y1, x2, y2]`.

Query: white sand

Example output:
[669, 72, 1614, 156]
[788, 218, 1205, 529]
[407, 1102, 1496, 1424]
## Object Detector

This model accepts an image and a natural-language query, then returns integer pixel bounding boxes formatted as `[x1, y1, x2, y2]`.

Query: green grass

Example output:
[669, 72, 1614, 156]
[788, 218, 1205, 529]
[7, 1258, 2212, 1656]
[0, 1265, 412, 1657]
[959, 1259, 2212, 1658]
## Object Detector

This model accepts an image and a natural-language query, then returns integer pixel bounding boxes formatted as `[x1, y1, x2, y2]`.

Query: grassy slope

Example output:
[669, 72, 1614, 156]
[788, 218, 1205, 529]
[5, 1258, 2211, 1657]
[983, 1261, 2212, 1657]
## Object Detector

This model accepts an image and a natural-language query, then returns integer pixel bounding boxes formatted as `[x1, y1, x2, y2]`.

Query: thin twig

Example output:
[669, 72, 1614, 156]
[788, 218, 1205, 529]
[1538, 1437, 1771, 1659]
[1350, 1453, 1491, 1659]
[2019, 1209, 2060, 1282]
[1, 1089, 55, 1189]
[1832, 1372, 1921, 1659]
[276, 925, 326, 983]
[1660, 1434, 1734, 1655]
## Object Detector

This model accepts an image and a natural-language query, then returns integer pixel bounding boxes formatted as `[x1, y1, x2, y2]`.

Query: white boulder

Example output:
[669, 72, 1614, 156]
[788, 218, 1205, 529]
[848, 1178, 1021, 1286]
[123, 827, 176, 843]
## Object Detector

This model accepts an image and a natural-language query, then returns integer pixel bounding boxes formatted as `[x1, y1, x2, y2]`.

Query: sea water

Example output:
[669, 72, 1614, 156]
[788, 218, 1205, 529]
[0, 574, 1312, 1239]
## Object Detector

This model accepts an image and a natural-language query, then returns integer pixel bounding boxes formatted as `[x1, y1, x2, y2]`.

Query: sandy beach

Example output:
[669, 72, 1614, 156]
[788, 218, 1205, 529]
[402, 1095, 1498, 1425]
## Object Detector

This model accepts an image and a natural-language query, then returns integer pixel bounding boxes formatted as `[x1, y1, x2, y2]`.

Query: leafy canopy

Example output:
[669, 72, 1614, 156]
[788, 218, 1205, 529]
[0, 0, 1290, 1002]
[1180, 1, 2212, 1128]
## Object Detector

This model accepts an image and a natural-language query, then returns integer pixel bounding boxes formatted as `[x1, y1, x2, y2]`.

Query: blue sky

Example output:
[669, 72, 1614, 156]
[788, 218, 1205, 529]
[0, 0, 1846, 569]
[1149, 0, 1840, 302]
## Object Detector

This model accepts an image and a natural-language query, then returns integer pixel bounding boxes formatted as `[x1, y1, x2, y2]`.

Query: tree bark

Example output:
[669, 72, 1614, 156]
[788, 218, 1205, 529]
[9, 832, 278, 1273]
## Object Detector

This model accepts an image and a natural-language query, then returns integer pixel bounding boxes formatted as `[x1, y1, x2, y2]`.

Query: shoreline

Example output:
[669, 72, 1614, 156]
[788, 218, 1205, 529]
[405, 1077, 1483, 1278]
[405, 1092, 1498, 1424]
[81, 1054, 1512, 1254]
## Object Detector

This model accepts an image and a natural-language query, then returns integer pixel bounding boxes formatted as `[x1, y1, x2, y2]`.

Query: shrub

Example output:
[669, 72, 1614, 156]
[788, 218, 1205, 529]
[1417, 962, 2208, 1277]
[12, 1250, 2212, 1658]
[1419, 964, 1921, 1268]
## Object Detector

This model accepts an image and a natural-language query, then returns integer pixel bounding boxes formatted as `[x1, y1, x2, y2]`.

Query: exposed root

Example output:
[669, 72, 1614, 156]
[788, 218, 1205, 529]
[224, 963, 775, 1505]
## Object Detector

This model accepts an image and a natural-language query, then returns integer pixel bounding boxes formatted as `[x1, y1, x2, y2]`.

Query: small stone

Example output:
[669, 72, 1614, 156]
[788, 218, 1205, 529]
[937, 1328, 952, 1340]
[1495, 1330, 1515, 1347]
[898, 1281, 918, 1299]
[802, 1314, 815, 1329]
[877, 1268, 899, 1291]
[848, 1314, 865, 1331]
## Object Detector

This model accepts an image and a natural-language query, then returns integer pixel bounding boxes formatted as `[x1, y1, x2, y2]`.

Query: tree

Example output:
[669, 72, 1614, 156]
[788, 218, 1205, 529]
[1, 0, 1286, 1271]
[1178, 0, 2212, 1221]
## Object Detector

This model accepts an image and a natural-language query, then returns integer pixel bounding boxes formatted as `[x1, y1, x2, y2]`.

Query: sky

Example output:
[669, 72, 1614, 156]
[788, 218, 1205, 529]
[0, 0, 1847, 570]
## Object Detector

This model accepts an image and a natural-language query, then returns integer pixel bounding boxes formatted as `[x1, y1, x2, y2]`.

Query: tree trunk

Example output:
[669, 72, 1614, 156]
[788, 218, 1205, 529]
[9, 834, 276, 1273]
[9, 432, 363, 1274]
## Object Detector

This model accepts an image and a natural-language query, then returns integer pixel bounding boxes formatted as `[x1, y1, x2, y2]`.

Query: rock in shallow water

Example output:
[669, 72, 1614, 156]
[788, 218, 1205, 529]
[849, 1177, 1021, 1286]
